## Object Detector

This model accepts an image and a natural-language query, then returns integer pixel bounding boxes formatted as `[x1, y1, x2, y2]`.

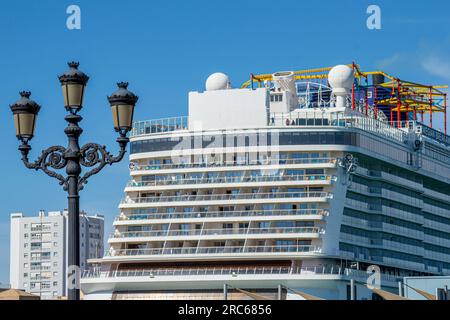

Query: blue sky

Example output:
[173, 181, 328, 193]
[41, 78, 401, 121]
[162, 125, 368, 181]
[0, 0, 449, 284]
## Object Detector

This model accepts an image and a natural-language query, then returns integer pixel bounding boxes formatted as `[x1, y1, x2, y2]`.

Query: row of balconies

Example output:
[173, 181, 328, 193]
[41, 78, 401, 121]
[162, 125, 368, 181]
[30, 256, 51, 261]
[345, 200, 424, 224]
[106, 244, 322, 257]
[348, 182, 423, 208]
[130, 157, 337, 172]
[340, 233, 425, 257]
[114, 208, 329, 223]
[381, 257, 425, 272]
[422, 188, 450, 204]
[121, 191, 331, 205]
[422, 203, 450, 219]
[341, 216, 424, 241]
[423, 234, 450, 250]
[423, 220, 450, 234]
[126, 174, 333, 189]
[110, 226, 323, 240]
[30, 266, 52, 271]
[423, 250, 450, 263]
[354, 167, 424, 192]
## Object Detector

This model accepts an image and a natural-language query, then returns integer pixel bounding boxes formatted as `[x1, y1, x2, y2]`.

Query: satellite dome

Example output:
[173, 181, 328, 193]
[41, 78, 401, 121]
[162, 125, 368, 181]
[205, 72, 231, 91]
[328, 65, 354, 91]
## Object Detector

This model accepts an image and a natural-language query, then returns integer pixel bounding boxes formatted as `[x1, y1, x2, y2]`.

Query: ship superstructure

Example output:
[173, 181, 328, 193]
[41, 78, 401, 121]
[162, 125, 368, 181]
[81, 64, 450, 300]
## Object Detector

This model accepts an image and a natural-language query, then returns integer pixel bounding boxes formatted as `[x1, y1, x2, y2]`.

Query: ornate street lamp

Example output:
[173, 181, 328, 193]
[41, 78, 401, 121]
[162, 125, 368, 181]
[10, 62, 138, 300]
[10, 91, 41, 142]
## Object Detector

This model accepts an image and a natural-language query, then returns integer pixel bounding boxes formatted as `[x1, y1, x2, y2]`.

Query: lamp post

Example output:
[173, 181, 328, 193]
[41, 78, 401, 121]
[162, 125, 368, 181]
[10, 62, 138, 300]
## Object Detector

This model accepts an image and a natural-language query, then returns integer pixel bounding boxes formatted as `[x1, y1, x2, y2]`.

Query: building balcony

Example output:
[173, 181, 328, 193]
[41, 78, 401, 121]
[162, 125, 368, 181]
[30, 256, 51, 261]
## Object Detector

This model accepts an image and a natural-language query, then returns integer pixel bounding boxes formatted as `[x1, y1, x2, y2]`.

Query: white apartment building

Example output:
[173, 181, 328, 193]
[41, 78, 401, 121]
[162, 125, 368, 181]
[10, 210, 104, 299]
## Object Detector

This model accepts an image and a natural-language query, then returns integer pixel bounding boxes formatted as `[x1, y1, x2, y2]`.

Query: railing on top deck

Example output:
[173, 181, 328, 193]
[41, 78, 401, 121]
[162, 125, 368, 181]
[130, 112, 449, 148]
[131, 116, 188, 137]
[269, 111, 407, 143]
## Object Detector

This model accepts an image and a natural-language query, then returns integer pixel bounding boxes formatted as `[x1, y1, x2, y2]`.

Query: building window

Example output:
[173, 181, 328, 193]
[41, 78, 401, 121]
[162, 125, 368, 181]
[24, 263, 28, 268]
[53, 281, 58, 287]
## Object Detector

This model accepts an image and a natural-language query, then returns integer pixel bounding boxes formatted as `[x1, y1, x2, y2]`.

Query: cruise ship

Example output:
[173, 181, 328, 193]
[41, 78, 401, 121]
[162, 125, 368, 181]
[81, 64, 450, 300]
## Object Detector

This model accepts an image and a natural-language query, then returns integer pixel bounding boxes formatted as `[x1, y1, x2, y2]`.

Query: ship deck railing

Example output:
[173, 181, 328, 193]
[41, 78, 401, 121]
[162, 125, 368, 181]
[115, 208, 328, 222]
[110, 226, 323, 239]
[130, 158, 337, 172]
[126, 174, 334, 188]
[105, 244, 320, 257]
[131, 116, 188, 137]
[130, 112, 449, 148]
[269, 111, 407, 143]
[121, 191, 331, 205]
[81, 265, 400, 283]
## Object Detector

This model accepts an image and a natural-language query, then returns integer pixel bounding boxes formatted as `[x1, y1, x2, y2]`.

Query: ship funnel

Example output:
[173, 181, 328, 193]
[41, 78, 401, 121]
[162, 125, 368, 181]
[271, 71, 297, 112]
[272, 71, 296, 93]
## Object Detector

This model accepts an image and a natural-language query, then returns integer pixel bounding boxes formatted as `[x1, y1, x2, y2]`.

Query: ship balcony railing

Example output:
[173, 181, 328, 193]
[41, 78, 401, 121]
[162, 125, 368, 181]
[110, 226, 323, 239]
[105, 244, 321, 257]
[131, 116, 188, 137]
[391, 120, 450, 147]
[126, 174, 334, 188]
[269, 111, 407, 143]
[80, 265, 337, 278]
[115, 208, 329, 222]
[130, 158, 337, 172]
[81, 265, 401, 283]
[121, 191, 331, 205]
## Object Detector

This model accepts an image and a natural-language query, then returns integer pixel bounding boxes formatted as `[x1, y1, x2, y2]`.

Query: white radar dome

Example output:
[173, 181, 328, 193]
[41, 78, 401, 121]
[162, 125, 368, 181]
[205, 72, 231, 91]
[328, 65, 354, 92]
